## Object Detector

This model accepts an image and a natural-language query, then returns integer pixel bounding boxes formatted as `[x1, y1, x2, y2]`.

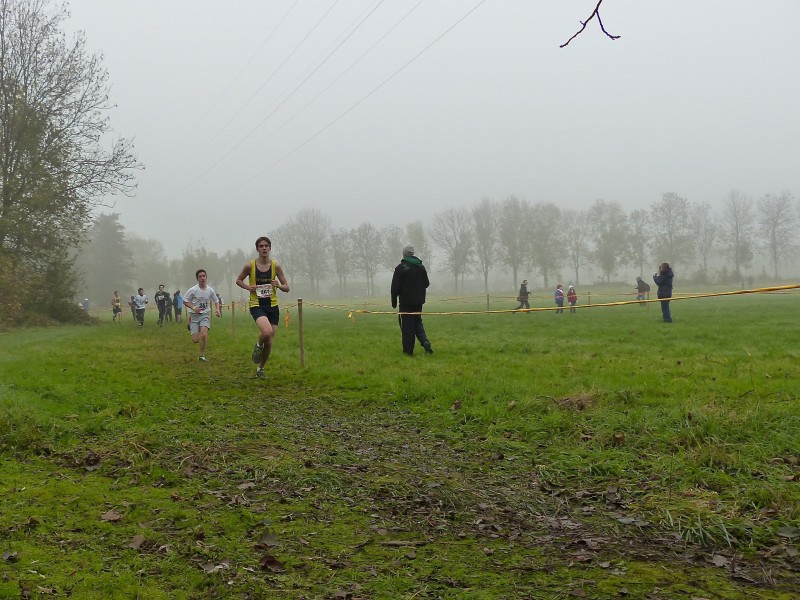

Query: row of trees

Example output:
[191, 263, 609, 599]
[77, 188, 797, 304]
[271, 190, 798, 294]
[75, 214, 249, 306]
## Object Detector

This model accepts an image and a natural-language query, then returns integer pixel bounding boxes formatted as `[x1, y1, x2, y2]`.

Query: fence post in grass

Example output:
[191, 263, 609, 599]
[486, 293, 490, 312]
[588, 291, 591, 307]
[230, 301, 236, 340]
[298, 298, 305, 367]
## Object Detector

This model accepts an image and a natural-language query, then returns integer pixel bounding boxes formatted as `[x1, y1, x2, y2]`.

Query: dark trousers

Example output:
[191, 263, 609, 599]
[398, 304, 429, 354]
[659, 296, 672, 322]
[135, 308, 145, 326]
[157, 303, 167, 324]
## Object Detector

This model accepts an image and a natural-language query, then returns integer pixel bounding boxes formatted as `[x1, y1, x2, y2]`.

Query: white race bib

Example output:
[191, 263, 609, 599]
[255, 284, 272, 299]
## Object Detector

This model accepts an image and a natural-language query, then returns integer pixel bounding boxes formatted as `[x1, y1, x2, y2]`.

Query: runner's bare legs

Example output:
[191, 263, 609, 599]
[255, 316, 276, 369]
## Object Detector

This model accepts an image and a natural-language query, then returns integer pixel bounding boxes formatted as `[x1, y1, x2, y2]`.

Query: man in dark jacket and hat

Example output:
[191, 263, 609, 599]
[391, 245, 433, 356]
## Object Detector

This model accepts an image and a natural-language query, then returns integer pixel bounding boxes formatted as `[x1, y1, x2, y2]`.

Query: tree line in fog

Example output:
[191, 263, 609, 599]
[77, 189, 798, 303]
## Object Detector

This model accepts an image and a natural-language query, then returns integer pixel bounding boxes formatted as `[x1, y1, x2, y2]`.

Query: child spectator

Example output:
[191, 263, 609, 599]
[567, 285, 577, 314]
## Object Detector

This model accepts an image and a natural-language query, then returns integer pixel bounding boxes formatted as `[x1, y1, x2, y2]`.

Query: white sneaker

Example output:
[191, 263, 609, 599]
[198, 356, 208, 362]
[255, 368, 265, 379]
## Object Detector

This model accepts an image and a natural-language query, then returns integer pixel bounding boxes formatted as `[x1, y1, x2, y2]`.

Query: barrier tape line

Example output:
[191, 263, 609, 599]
[92, 285, 799, 317]
[302, 284, 800, 316]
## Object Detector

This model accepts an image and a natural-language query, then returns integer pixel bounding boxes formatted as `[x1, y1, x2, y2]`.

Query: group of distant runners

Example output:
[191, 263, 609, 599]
[109, 236, 290, 377]
[112, 288, 184, 327]
[106, 237, 675, 379]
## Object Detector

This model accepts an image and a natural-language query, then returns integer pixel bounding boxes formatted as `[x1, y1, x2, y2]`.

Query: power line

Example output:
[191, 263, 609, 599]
[235, 0, 489, 191]
[199, 0, 388, 178]
[184, 0, 301, 138]
[163, 0, 343, 201]
[247, 0, 427, 160]
[148, 1, 299, 191]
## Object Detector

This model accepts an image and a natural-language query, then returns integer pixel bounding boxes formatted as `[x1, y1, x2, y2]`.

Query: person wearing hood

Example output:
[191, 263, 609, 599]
[653, 262, 674, 322]
[567, 285, 577, 314]
[391, 245, 433, 356]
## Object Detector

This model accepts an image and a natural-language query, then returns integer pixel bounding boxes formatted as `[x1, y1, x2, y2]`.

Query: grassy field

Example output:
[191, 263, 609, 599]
[1, 289, 799, 599]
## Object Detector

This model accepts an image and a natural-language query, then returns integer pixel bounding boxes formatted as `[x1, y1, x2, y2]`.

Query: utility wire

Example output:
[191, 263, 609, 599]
[201, 0, 342, 150]
[163, 0, 342, 201]
[235, 0, 489, 191]
[247, 0, 427, 159]
[198, 0, 388, 179]
[148, 0, 299, 192]
[184, 0, 301, 139]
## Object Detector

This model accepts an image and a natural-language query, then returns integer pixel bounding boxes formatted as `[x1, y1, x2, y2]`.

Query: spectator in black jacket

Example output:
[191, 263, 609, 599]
[515, 280, 530, 311]
[391, 245, 433, 356]
[635, 276, 650, 306]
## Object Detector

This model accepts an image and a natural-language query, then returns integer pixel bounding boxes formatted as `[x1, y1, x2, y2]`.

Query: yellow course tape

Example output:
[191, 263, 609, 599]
[300, 284, 800, 317]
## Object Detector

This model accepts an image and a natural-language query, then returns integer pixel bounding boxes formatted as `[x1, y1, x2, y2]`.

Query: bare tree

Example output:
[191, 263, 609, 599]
[757, 192, 796, 278]
[562, 209, 590, 286]
[380, 224, 405, 271]
[690, 202, 717, 283]
[627, 209, 651, 277]
[330, 228, 354, 297]
[498, 195, 532, 289]
[351, 222, 382, 296]
[721, 190, 755, 280]
[270, 224, 300, 288]
[288, 208, 331, 295]
[588, 199, 628, 283]
[650, 192, 694, 269]
[220, 248, 248, 304]
[405, 220, 432, 268]
[560, 0, 620, 48]
[430, 207, 473, 293]
[471, 197, 499, 293]
[529, 202, 562, 288]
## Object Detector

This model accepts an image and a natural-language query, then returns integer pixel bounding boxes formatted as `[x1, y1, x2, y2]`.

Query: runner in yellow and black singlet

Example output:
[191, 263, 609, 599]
[235, 236, 290, 379]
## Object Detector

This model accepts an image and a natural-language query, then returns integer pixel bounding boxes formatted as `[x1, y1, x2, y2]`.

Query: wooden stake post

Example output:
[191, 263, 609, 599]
[298, 298, 305, 367]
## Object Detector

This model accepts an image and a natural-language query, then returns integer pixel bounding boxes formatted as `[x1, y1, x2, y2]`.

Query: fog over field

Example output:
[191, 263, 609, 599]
[64, 1, 800, 262]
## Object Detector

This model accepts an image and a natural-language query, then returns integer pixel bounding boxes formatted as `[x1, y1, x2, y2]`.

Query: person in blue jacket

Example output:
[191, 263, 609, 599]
[173, 290, 183, 323]
[554, 284, 565, 314]
[653, 262, 674, 322]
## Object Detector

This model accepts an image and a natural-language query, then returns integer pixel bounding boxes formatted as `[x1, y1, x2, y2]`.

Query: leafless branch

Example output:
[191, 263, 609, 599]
[560, 0, 620, 48]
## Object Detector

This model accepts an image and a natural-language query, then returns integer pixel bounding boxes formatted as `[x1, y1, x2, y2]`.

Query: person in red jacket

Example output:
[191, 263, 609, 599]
[567, 285, 577, 314]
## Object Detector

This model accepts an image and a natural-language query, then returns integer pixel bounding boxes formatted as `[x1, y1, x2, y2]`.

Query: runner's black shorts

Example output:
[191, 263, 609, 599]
[250, 304, 279, 325]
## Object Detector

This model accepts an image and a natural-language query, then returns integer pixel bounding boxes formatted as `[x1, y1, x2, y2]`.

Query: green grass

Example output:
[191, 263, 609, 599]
[1, 290, 799, 599]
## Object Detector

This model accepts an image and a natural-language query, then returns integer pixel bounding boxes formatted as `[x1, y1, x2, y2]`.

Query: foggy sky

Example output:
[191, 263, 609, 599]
[65, 1, 800, 259]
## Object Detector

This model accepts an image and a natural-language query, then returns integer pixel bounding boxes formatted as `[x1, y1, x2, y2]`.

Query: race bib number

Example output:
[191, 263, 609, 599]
[255, 284, 272, 299]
